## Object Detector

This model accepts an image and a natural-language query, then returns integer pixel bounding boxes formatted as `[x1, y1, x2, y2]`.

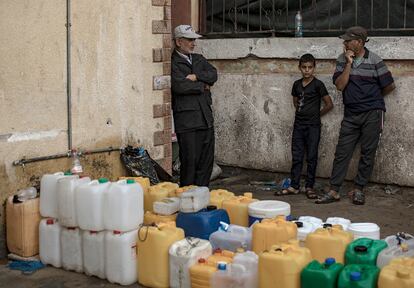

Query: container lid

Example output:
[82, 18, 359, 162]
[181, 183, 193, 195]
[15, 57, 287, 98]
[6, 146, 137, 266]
[217, 262, 227, 270]
[98, 178, 109, 183]
[90, 231, 98, 234]
[400, 243, 409, 252]
[354, 245, 368, 253]
[113, 230, 121, 234]
[248, 200, 290, 218]
[198, 258, 206, 263]
[323, 223, 333, 228]
[325, 258, 336, 266]
[207, 205, 217, 211]
[46, 219, 54, 225]
[126, 179, 136, 184]
[295, 221, 304, 228]
[64, 171, 72, 175]
[350, 271, 361, 281]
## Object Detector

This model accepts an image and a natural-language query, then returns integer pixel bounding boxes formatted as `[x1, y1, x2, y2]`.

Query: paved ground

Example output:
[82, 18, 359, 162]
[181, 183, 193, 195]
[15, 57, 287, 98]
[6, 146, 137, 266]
[1, 166, 413, 287]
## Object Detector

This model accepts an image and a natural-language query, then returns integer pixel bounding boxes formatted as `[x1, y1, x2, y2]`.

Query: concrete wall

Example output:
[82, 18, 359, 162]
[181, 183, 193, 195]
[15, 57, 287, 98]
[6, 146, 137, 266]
[0, 0, 172, 258]
[196, 37, 414, 187]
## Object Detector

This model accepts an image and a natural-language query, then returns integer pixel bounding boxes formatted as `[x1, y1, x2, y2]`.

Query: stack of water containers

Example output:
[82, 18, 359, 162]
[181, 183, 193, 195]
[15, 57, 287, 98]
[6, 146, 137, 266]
[39, 173, 144, 286]
[176, 187, 230, 240]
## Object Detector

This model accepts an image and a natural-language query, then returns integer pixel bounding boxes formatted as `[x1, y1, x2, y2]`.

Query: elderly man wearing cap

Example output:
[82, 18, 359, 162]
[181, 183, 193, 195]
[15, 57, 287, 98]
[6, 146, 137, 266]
[171, 25, 218, 186]
[316, 26, 395, 205]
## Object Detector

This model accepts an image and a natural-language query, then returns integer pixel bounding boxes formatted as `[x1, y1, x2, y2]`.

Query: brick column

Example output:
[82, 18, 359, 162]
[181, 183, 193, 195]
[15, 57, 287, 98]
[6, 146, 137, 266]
[152, 0, 172, 174]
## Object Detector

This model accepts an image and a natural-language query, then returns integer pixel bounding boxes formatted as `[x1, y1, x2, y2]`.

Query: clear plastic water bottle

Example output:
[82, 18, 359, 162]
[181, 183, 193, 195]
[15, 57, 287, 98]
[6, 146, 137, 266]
[295, 11, 303, 37]
[70, 149, 83, 175]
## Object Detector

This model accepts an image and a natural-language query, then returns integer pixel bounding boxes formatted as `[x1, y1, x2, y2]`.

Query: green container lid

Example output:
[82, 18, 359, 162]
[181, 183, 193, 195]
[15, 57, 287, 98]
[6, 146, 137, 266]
[126, 179, 136, 184]
[64, 171, 72, 175]
[301, 259, 344, 288]
[345, 238, 388, 265]
[337, 264, 379, 288]
[98, 178, 109, 184]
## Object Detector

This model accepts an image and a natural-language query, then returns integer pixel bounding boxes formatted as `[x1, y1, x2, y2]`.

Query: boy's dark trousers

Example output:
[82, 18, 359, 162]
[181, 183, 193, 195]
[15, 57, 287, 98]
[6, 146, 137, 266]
[330, 109, 383, 192]
[290, 123, 321, 189]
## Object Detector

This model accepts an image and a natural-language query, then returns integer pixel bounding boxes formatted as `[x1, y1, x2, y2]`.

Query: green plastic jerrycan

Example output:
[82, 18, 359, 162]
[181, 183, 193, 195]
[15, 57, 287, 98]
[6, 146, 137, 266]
[338, 264, 380, 288]
[345, 238, 388, 265]
[301, 258, 344, 288]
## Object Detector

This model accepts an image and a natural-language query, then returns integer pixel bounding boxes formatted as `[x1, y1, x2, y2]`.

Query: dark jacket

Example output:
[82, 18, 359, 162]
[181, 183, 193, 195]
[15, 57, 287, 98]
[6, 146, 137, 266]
[171, 50, 218, 133]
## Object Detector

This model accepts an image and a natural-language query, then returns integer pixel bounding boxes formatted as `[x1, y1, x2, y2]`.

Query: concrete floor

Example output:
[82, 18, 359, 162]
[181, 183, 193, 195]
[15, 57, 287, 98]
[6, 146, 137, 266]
[1, 166, 413, 287]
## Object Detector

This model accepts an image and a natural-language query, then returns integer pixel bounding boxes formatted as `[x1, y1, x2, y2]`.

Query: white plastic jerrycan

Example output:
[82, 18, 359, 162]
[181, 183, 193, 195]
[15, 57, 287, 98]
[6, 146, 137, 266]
[76, 178, 110, 231]
[82, 230, 105, 279]
[105, 229, 138, 286]
[154, 197, 180, 216]
[169, 237, 212, 288]
[40, 172, 70, 218]
[61, 227, 83, 273]
[295, 216, 323, 244]
[233, 251, 259, 288]
[104, 179, 144, 232]
[377, 233, 414, 268]
[39, 218, 62, 268]
[211, 262, 255, 288]
[179, 186, 210, 213]
[57, 175, 91, 227]
[209, 223, 252, 252]
[325, 217, 351, 231]
[348, 222, 380, 239]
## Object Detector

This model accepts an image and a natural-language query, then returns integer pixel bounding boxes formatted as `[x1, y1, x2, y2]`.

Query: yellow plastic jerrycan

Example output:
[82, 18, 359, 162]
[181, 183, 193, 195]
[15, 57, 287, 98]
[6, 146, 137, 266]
[209, 189, 235, 209]
[146, 182, 179, 212]
[143, 211, 177, 225]
[222, 192, 258, 227]
[189, 249, 234, 288]
[259, 240, 312, 288]
[378, 257, 414, 288]
[305, 225, 353, 264]
[252, 215, 297, 254]
[137, 221, 184, 288]
[170, 185, 197, 197]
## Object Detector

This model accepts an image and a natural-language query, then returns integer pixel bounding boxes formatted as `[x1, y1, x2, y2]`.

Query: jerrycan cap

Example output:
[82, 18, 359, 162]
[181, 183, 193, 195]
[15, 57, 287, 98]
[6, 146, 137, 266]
[323, 223, 333, 228]
[207, 205, 217, 211]
[354, 245, 368, 253]
[113, 230, 121, 235]
[64, 171, 72, 175]
[400, 243, 409, 252]
[46, 218, 54, 225]
[98, 178, 109, 183]
[350, 271, 362, 281]
[217, 262, 227, 270]
[397, 269, 410, 279]
[325, 258, 336, 266]
[90, 231, 98, 234]
[126, 179, 136, 184]
[198, 258, 206, 264]
[295, 221, 304, 228]
[213, 248, 222, 254]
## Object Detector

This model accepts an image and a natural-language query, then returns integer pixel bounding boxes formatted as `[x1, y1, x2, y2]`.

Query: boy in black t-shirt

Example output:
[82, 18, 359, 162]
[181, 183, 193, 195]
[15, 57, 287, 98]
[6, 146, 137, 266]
[275, 54, 333, 199]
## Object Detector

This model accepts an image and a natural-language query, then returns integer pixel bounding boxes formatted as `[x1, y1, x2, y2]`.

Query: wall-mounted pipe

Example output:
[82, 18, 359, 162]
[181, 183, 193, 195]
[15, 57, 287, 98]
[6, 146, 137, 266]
[66, 0, 72, 151]
[12, 147, 121, 167]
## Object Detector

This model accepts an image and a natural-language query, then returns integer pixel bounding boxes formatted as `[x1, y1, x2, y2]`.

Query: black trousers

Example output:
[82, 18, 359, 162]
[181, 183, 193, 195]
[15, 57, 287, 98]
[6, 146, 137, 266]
[176, 128, 215, 187]
[290, 123, 321, 189]
[330, 109, 383, 192]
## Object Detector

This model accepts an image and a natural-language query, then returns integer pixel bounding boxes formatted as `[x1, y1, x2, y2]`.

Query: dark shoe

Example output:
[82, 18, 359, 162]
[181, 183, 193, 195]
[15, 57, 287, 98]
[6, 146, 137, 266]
[352, 190, 365, 205]
[274, 186, 300, 196]
[305, 187, 318, 199]
[315, 190, 340, 204]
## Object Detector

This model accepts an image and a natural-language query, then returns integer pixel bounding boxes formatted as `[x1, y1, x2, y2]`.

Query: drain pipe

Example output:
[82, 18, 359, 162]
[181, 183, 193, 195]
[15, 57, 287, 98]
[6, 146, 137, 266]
[66, 0, 72, 151]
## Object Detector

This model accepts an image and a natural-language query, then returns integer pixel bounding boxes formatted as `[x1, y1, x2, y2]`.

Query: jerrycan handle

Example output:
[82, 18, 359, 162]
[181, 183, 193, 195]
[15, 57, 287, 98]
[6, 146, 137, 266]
[138, 223, 158, 242]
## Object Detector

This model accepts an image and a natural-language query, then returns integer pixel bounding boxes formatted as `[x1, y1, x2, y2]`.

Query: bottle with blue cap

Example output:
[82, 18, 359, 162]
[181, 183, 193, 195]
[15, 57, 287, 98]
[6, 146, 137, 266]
[337, 264, 379, 288]
[301, 257, 343, 288]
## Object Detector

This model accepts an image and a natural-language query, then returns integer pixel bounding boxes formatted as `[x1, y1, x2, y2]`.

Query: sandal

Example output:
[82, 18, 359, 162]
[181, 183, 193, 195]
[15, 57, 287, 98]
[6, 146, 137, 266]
[352, 190, 365, 205]
[315, 191, 340, 204]
[305, 187, 318, 199]
[274, 186, 299, 196]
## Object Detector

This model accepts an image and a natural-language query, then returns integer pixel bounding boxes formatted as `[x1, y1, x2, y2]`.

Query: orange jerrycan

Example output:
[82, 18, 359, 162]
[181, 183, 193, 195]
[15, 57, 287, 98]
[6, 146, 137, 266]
[190, 249, 234, 288]
[222, 193, 258, 227]
[259, 240, 312, 288]
[137, 221, 185, 288]
[252, 215, 297, 254]
[210, 189, 235, 209]
[378, 257, 414, 288]
[171, 185, 197, 197]
[146, 182, 179, 212]
[305, 224, 353, 264]
[143, 211, 177, 225]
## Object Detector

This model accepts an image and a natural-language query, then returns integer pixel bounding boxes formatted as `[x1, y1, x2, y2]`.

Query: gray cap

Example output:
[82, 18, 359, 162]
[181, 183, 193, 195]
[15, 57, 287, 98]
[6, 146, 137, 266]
[339, 26, 368, 42]
[174, 25, 202, 39]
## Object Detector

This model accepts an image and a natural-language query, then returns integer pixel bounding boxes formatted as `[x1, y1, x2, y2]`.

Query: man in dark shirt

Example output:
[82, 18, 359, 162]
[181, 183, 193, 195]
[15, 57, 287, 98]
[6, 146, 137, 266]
[171, 25, 218, 186]
[316, 26, 395, 205]
[276, 53, 333, 199]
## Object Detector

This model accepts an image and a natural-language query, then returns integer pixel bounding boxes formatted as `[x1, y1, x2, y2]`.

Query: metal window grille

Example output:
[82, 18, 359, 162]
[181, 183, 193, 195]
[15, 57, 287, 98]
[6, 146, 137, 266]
[200, 0, 414, 37]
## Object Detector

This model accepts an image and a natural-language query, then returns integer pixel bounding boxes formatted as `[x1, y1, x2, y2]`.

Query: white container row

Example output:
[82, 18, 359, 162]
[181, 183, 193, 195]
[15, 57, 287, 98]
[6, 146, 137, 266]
[39, 218, 138, 286]
[294, 216, 381, 241]
[40, 172, 143, 232]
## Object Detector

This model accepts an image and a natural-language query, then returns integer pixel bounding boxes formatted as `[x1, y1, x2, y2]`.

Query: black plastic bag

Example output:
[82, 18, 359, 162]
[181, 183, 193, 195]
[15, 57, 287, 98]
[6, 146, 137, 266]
[120, 146, 173, 185]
